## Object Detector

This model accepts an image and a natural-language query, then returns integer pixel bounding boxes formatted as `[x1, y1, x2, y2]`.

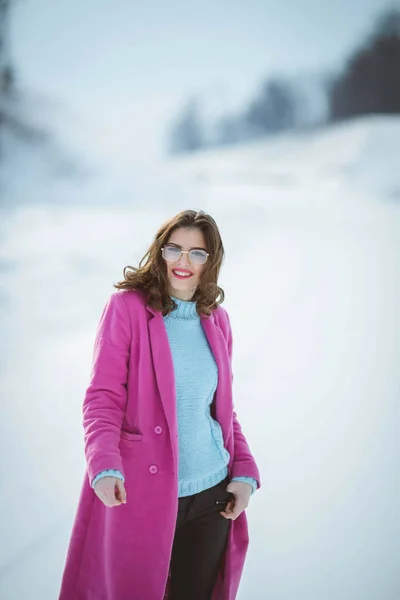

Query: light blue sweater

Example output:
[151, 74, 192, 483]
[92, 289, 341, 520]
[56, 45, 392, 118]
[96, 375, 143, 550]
[92, 295, 258, 497]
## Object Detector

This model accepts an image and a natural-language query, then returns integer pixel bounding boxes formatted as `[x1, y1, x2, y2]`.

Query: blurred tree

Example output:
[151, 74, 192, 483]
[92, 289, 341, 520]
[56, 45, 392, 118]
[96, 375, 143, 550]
[0, 0, 13, 157]
[0, 0, 14, 94]
[0, 0, 50, 154]
[0, 0, 82, 183]
[168, 97, 205, 154]
[215, 114, 242, 145]
[329, 8, 400, 120]
[244, 77, 297, 136]
[213, 72, 327, 148]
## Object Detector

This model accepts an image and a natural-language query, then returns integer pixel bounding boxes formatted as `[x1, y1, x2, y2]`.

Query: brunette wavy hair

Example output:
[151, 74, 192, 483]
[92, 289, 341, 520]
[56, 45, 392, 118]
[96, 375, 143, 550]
[113, 209, 225, 317]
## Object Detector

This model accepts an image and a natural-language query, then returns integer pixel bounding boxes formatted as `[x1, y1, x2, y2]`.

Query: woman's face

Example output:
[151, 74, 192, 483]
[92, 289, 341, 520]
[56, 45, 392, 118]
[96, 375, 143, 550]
[163, 227, 208, 301]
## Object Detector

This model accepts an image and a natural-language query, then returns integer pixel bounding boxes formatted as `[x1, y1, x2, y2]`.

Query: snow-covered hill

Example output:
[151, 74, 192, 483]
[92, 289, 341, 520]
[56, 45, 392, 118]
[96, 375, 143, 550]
[0, 114, 399, 599]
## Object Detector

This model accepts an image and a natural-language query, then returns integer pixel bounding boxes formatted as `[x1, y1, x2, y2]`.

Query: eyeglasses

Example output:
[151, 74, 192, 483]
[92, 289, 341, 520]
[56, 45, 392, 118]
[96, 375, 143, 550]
[161, 245, 209, 265]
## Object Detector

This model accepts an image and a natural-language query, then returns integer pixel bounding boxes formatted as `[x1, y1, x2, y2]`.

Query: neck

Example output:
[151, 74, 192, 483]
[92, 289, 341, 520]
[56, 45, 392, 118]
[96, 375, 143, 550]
[168, 288, 196, 302]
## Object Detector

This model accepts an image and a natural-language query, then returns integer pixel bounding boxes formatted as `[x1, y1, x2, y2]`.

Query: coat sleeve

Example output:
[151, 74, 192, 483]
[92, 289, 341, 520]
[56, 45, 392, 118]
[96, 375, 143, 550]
[224, 308, 262, 492]
[82, 292, 131, 487]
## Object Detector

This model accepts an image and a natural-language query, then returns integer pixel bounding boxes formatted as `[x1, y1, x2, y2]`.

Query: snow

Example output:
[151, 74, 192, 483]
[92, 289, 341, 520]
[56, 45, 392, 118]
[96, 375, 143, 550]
[0, 113, 399, 599]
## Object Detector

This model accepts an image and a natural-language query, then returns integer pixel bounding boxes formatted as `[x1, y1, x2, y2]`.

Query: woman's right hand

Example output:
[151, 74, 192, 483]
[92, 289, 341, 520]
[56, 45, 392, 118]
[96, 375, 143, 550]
[94, 476, 127, 507]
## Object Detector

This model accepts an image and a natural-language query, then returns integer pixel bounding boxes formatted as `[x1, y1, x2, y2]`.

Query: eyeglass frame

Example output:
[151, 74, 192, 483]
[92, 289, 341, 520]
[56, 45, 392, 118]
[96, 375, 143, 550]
[161, 245, 210, 265]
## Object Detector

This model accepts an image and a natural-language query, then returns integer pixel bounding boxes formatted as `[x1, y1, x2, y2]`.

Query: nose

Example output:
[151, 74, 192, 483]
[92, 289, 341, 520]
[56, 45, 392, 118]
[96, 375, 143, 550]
[176, 253, 191, 268]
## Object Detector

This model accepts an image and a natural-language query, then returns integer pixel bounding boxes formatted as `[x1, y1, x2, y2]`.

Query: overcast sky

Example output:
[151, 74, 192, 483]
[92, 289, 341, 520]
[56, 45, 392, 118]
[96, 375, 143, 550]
[9, 0, 399, 162]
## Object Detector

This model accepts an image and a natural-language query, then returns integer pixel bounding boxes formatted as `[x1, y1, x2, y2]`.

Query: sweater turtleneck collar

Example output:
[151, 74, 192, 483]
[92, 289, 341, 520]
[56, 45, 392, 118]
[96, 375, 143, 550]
[166, 295, 199, 320]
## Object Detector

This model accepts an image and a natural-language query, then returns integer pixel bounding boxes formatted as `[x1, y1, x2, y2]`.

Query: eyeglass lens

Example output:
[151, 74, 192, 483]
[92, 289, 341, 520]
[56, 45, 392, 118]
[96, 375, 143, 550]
[163, 245, 207, 264]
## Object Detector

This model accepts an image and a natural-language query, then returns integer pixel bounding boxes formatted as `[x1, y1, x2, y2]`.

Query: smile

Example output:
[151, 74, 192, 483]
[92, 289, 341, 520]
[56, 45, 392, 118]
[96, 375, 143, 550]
[172, 269, 193, 279]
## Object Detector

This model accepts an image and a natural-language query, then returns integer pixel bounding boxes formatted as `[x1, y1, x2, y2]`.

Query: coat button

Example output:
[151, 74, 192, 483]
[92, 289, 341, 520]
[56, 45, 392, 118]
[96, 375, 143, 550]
[149, 465, 158, 474]
[154, 426, 162, 434]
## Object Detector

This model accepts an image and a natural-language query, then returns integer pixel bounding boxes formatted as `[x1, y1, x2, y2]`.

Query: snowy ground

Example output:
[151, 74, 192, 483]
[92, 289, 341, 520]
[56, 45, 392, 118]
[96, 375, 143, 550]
[0, 115, 399, 599]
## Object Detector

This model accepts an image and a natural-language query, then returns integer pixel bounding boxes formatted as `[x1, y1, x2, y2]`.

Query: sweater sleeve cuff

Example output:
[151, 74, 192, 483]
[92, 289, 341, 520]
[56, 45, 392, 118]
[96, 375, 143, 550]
[91, 469, 125, 489]
[230, 476, 258, 496]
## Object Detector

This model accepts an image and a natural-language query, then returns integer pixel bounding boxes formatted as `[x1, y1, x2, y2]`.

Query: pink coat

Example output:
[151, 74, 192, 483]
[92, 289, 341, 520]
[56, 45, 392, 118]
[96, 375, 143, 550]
[58, 289, 261, 600]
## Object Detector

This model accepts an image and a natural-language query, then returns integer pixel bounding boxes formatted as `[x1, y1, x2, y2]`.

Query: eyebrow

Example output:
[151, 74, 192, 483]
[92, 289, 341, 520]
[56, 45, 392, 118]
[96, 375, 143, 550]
[167, 242, 208, 252]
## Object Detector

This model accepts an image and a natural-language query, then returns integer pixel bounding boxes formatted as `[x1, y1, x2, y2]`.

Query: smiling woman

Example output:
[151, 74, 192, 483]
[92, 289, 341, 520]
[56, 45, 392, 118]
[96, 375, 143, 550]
[58, 208, 261, 600]
[113, 208, 226, 314]
[162, 229, 210, 298]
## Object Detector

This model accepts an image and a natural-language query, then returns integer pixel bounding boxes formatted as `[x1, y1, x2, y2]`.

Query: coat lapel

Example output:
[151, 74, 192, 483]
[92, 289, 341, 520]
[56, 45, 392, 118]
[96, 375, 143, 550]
[145, 303, 233, 467]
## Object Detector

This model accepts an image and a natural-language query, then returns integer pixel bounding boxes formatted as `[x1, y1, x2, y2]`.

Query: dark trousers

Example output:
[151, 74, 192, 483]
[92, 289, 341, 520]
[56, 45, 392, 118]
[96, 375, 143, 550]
[168, 475, 233, 600]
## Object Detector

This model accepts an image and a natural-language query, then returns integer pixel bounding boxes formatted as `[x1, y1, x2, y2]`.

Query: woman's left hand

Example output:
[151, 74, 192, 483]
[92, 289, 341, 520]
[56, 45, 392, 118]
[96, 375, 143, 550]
[220, 481, 252, 520]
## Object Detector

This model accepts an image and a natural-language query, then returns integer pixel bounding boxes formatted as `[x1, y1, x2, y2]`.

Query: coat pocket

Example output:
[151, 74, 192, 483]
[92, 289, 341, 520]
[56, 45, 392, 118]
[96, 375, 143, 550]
[120, 429, 143, 442]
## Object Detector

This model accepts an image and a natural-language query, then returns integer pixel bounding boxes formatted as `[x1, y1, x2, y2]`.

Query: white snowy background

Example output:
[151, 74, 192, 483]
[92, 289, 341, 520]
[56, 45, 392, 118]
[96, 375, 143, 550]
[1, 1, 399, 599]
[1, 112, 399, 600]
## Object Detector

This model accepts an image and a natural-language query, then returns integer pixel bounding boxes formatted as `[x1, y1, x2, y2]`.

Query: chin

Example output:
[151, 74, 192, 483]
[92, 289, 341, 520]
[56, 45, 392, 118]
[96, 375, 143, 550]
[169, 275, 195, 288]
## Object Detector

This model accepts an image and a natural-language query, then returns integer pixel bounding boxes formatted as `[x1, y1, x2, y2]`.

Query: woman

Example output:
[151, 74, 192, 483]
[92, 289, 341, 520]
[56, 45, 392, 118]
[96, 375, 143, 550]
[58, 209, 261, 600]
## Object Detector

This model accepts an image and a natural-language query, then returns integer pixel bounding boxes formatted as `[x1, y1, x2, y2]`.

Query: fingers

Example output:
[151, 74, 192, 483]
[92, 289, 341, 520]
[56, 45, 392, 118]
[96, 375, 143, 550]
[220, 499, 240, 520]
[115, 478, 127, 504]
[94, 477, 127, 507]
[220, 496, 248, 520]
